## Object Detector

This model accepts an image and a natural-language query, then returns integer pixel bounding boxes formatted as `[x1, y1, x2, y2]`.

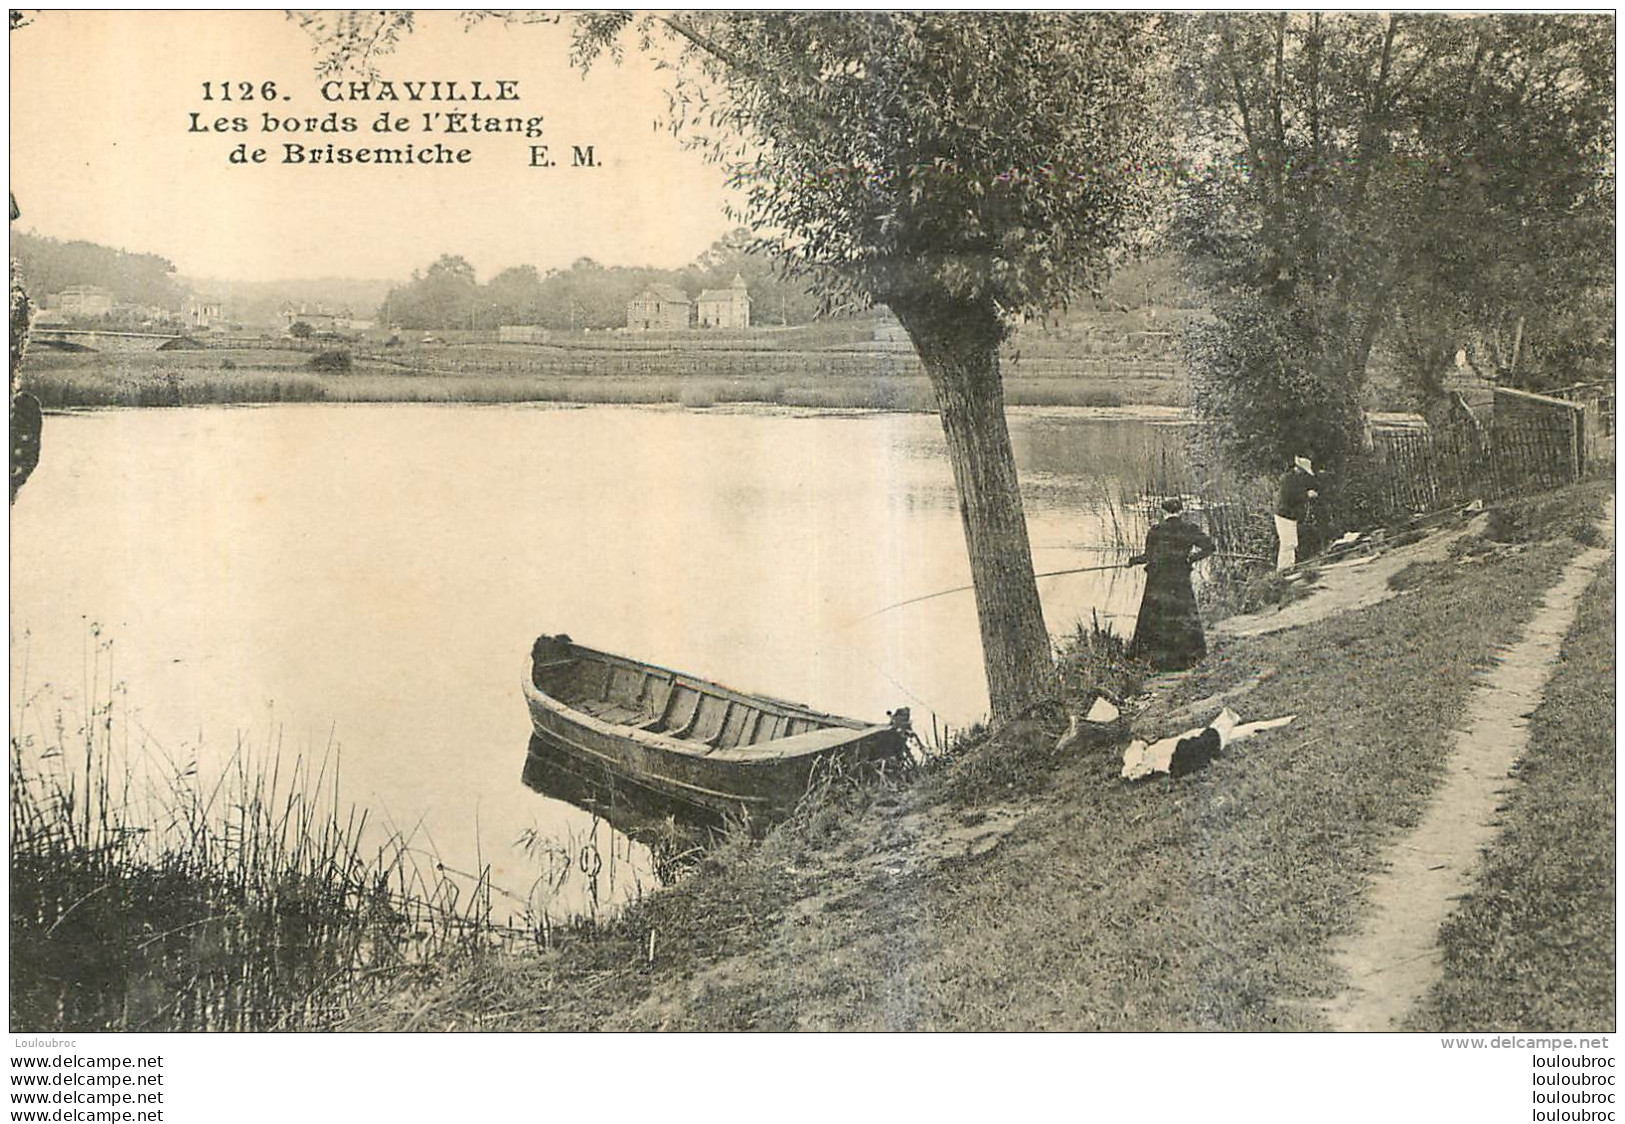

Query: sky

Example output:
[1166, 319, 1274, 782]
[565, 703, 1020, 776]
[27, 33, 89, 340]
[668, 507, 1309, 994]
[8, 10, 740, 283]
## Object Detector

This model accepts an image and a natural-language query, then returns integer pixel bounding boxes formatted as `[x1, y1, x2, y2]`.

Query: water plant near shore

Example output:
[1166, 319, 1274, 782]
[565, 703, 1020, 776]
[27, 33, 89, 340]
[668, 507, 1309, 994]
[7, 632, 626, 1031]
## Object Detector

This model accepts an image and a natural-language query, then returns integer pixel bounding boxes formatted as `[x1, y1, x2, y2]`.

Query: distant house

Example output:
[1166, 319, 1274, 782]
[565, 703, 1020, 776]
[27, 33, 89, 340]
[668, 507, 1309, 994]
[626, 284, 691, 332]
[281, 303, 352, 334]
[696, 274, 751, 329]
[187, 295, 224, 331]
[54, 285, 114, 318]
[498, 325, 549, 344]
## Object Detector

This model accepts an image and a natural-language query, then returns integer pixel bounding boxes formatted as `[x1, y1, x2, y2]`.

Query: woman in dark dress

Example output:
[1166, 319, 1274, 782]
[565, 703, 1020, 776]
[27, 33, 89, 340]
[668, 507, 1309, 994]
[1127, 498, 1216, 671]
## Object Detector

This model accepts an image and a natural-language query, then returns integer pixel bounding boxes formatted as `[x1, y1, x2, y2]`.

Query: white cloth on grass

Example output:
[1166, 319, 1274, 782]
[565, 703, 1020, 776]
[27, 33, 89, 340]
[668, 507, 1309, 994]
[1120, 707, 1297, 780]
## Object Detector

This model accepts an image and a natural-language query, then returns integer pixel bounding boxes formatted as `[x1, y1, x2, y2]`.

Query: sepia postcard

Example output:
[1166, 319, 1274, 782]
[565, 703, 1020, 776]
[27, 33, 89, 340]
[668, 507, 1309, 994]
[7, 9, 1615, 1118]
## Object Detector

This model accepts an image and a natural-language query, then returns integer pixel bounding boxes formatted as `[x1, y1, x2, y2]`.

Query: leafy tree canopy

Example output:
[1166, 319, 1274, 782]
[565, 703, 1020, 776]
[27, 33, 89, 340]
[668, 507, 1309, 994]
[1176, 12, 1614, 474]
[573, 12, 1170, 332]
[376, 233, 828, 331]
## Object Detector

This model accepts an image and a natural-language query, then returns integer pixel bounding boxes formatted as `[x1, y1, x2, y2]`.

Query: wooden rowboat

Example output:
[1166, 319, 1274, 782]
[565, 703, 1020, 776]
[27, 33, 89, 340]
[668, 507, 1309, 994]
[522, 634, 910, 828]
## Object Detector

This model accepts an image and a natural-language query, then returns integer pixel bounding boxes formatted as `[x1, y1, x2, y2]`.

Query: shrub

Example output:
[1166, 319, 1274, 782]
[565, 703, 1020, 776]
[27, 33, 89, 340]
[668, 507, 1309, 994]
[1485, 507, 1524, 543]
[308, 350, 352, 373]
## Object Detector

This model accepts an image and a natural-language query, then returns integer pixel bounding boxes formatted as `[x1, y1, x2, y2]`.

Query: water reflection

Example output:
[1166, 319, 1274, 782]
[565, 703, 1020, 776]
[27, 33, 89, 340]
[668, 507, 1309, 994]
[520, 736, 711, 888]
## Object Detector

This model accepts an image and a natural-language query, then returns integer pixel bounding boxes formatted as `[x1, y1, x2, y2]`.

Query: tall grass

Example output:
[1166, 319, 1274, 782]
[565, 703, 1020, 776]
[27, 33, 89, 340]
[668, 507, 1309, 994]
[21, 350, 1190, 413]
[1081, 438, 1278, 565]
[1071, 437, 1284, 627]
[7, 630, 630, 1031]
[23, 368, 332, 407]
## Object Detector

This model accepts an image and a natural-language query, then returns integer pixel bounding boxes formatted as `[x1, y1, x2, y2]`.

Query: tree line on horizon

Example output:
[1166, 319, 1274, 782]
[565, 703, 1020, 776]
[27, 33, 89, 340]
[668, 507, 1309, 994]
[13, 221, 1196, 340]
[377, 238, 1201, 334]
[10, 232, 186, 319]
[375, 230, 828, 332]
[9, 225, 832, 333]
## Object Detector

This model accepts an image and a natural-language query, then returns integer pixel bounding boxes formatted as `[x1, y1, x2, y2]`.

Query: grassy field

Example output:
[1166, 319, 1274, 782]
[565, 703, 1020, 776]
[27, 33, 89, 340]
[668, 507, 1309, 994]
[18, 343, 1188, 410]
[1405, 548, 1615, 1031]
[334, 481, 1609, 1030]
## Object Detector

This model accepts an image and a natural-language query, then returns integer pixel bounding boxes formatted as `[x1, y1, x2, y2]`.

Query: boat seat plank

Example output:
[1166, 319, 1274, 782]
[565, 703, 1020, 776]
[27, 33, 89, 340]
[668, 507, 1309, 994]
[572, 696, 650, 724]
[717, 702, 755, 749]
[691, 696, 731, 747]
[665, 686, 703, 738]
[642, 676, 674, 719]
[597, 704, 651, 727]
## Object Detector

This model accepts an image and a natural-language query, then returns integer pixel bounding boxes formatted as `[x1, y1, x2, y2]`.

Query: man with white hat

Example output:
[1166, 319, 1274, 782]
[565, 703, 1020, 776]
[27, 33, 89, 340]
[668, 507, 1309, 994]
[1274, 454, 1318, 570]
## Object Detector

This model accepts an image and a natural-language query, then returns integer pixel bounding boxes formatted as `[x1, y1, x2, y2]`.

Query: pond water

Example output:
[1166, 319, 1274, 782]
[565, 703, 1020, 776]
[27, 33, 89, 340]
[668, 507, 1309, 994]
[9, 403, 1184, 915]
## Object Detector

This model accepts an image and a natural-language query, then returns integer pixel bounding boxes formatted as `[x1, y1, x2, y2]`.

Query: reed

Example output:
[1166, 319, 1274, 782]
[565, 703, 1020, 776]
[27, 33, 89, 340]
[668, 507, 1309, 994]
[780, 379, 937, 411]
[1057, 611, 1144, 702]
[6, 631, 589, 1032]
[1089, 438, 1279, 567]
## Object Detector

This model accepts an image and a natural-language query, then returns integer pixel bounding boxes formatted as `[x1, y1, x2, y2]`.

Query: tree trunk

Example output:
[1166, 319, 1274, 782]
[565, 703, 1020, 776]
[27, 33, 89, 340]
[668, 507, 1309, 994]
[9, 264, 39, 505]
[891, 297, 1055, 722]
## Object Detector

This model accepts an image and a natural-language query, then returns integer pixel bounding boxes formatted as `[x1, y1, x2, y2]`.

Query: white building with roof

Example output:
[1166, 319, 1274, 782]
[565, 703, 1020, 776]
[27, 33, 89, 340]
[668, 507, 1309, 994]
[696, 274, 751, 330]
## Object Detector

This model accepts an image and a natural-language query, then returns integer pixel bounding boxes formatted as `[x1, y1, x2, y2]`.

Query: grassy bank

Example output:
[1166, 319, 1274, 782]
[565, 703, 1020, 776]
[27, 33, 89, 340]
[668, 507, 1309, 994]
[336, 485, 1605, 1030]
[1405, 551, 1615, 1031]
[18, 347, 1187, 411]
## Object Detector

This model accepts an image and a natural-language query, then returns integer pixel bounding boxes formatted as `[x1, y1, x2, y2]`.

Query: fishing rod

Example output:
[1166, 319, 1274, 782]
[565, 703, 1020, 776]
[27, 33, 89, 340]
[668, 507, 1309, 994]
[858, 551, 1271, 620]
[859, 562, 1130, 619]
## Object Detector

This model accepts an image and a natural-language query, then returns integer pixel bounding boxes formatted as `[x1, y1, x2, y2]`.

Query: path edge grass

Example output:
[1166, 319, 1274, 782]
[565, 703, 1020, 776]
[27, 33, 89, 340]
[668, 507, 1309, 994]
[1404, 551, 1616, 1031]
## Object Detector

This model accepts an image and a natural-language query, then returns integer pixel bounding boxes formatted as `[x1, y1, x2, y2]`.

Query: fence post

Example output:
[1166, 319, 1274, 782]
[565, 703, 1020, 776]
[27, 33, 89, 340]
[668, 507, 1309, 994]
[1570, 407, 1583, 482]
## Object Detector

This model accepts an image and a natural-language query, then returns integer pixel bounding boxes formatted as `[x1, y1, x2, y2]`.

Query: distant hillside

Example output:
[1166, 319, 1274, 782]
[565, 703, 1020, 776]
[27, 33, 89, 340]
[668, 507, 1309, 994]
[11, 230, 185, 311]
[9, 231, 393, 329]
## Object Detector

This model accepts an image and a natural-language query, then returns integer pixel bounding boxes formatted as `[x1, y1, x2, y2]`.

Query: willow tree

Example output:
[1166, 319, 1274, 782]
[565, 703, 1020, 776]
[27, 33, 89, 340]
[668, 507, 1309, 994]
[1176, 12, 1613, 474]
[306, 12, 1168, 720]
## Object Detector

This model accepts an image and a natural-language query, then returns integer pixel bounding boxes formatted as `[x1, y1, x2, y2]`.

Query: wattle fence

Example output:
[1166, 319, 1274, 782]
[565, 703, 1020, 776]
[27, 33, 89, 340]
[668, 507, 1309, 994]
[1363, 409, 1585, 521]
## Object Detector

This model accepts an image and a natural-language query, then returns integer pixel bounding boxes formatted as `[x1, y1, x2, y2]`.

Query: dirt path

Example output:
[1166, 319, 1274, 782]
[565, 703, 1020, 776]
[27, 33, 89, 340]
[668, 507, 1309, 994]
[1318, 504, 1613, 1031]
[1214, 513, 1487, 640]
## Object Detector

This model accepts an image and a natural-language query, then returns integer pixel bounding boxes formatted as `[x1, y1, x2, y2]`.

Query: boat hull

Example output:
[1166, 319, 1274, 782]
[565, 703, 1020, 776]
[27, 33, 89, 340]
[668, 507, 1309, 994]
[521, 640, 907, 828]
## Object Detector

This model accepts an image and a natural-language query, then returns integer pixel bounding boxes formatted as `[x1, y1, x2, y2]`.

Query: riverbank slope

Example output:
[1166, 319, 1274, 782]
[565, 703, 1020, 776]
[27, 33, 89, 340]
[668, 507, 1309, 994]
[341, 480, 1612, 1031]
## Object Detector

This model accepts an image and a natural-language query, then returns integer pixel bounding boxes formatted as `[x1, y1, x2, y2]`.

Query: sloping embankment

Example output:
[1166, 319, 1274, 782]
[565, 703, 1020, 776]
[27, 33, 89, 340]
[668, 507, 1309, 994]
[341, 481, 1612, 1031]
